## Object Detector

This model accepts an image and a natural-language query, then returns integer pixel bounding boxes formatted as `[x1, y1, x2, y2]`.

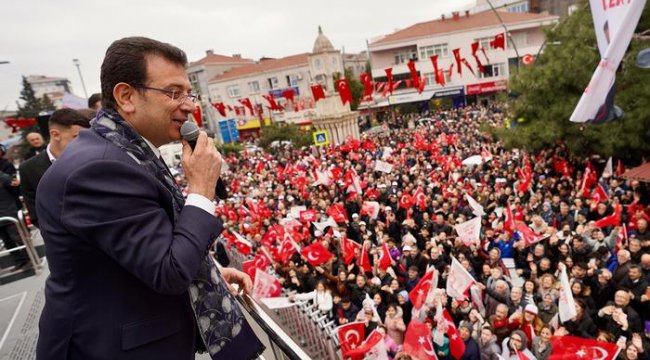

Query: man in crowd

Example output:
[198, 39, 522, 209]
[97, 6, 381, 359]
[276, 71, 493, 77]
[23, 132, 46, 160]
[19, 108, 93, 227]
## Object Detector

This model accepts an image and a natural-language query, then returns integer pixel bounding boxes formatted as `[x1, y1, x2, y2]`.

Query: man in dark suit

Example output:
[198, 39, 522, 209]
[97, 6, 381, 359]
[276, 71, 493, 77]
[19, 108, 92, 228]
[23, 132, 47, 160]
[36, 37, 253, 359]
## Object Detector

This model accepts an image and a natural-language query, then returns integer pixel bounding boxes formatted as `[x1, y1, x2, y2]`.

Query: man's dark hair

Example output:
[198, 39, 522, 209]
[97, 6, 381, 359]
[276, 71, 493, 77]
[88, 93, 102, 108]
[48, 109, 91, 129]
[100, 37, 188, 111]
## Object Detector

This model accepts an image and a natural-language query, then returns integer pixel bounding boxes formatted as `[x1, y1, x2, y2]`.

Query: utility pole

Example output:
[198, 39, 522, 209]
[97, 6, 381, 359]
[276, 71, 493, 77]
[72, 58, 89, 98]
[485, 0, 521, 70]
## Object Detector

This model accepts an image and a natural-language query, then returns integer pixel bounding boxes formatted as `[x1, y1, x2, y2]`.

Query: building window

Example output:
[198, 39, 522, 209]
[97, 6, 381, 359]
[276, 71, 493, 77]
[423, 71, 451, 85]
[286, 74, 300, 87]
[227, 85, 241, 98]
[267, 77, 279, 89]
[474, 37, 492, 51]
[248, 81, 260, 93]
[511, 33, 528, 48]
[419, 43, 449, 60]
[508, 3, 529, 12]
[393, 49, 418, 64]
[478, 63, 506, 79]
[314, 59, 322, 70]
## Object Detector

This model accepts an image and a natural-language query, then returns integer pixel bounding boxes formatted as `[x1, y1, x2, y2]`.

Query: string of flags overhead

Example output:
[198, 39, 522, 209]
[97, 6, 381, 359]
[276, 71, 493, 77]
[210, 32, 507, 116]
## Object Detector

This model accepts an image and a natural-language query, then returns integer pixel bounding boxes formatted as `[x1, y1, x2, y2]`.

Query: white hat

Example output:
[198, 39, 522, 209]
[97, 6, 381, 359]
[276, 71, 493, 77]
[525, 304, 538, 315]
[352, 213, 359, 218]
[385, 206, 392, 211]
[359, 221, 366, 226]
[402, 245, 413, 251]
[392, 181, 398, 186]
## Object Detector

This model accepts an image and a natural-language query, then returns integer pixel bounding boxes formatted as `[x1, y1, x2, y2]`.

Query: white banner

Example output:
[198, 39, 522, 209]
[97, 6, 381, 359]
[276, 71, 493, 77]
[454, 217, 482, 247]
[559, 266, 577, 322]
[446, 256, 476, 300]
[374, 160, 393, 173]
[570, 0, 646, 123]
[466, 194, 485, 217]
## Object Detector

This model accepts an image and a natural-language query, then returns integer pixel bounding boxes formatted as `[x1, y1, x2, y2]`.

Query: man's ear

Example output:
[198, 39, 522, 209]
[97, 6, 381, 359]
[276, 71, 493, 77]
[49, 128, 61, 142]
[113, 83, 136, 113]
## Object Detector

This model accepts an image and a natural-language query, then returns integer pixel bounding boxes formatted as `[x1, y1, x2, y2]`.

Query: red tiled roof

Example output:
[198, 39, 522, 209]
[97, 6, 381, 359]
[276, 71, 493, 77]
[622, 163, 650, 182]
[191, 54, 254, 66]
[371, 10, 557, 46]
[209, 53, 310, 83]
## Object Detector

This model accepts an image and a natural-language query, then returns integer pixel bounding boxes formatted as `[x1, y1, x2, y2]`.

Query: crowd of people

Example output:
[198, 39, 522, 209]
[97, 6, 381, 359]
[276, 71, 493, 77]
[183, 104, 650, 360]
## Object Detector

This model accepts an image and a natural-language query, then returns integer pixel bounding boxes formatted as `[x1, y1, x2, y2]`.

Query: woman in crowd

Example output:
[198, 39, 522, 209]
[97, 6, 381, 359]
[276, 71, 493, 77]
[289, 280, 333, 317]
[383, 303, 406, 345]
[530, 325, 553, 360]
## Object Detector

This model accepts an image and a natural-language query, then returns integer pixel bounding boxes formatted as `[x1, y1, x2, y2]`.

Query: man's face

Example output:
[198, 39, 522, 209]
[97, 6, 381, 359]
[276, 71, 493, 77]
[26, 132, 44, 147]
[629, 268, 641, 281]
[459, 327, 470, 341]
[480, 329, 492, 344]
[128, 55, 195, 147]
[495, 306, 508, 320]
[614, 291, 629, 307]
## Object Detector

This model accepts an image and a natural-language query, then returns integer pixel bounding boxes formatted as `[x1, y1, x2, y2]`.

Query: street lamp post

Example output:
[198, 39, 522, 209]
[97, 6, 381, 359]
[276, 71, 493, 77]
[72, 58, 88, 99]
[485, 0, 521, 69]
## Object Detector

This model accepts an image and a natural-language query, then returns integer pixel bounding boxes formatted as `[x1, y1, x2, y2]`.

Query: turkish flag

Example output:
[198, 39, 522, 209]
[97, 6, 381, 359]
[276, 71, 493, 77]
[212, 102, 226, 117]
[616, 159, 625, 177]
[300, 242, 333, 266]
[430, 55, 441, 83]
[326, 203, 348, 223]
[378, 242, 393, 271]
[490, 33, 506, 50]
[549, 335, 619, 360]
[232, 231, 253, 255]
[580, 162, 598, 197]
[515, 221, 549, 247]
[262, 224, 284, 247]
[590, 183, 608, 204]
[409, 268, 436, 311]
[357, 243, 372, 273]
[345, 329, 385, 358]
[453, 48, 463, 76]
[399, 193, 414, 210]
[471, 41, 485, 74]
[340, 235, 361, 265]
[407, 60, 420, 90]
[299, 209, 318, 223]
[238, 98, 254, 116]
[443, 310, 466, 360]
[252, 267, 282, 299]
[336, 79, 353, 106]
[310, 84, 325, 102]
[360, 73, 373, 99]
[361, 201, 380, 220]
[337, 321, 365, 356]
[191, 104, 203, 127]
[282, 88, 295, 102]
[504, 202, 516, 233]
[242, 259, 258, 282]
[262, 94, 283, 110]
[403, 319, 438, 360]
[414, 188, 427, 211]
[594, 203, 621, 228]
[384, 68, 394, 94]
[276, 237, 298, 263]
[253, 252, 271, 270]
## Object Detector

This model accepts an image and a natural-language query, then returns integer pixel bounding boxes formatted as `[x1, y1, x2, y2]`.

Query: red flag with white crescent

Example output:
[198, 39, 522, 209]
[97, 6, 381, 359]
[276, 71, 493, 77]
[337, 321, 365, 356]
[299, 242, 333, 266]
[403, 319, 438, 360]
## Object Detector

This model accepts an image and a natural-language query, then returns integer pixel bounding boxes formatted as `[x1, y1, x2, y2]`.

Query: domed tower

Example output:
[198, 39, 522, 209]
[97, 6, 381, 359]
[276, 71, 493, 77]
[308, 26, 343, 94]
[308, 26, 360, 145]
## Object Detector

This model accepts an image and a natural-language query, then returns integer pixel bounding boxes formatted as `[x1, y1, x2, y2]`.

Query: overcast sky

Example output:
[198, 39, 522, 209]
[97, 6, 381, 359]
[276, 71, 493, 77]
[0, 0, 476, 111]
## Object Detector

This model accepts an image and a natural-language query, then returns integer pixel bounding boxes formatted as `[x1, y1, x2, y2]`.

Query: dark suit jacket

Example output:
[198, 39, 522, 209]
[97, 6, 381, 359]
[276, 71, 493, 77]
[19, 151, 51, 228]
[36, 130, 222, 360]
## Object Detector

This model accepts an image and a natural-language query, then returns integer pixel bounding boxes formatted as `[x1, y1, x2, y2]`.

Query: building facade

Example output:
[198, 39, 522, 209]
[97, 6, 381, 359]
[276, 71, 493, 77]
[26, 75, 72, 109]
[365, 9, 558, 109]
[206, 27, 362, 139]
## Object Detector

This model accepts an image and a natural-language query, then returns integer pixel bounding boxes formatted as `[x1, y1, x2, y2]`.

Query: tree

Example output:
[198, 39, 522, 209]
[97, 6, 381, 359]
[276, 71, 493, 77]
[258, 123, 312, 151]
[344, 68, 364, 111]
[496, 1, 650, 160]
[15, 76, 56, 138]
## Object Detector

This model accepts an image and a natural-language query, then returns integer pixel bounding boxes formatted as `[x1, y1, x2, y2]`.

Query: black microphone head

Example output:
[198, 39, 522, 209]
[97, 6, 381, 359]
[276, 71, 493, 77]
[180, 121, 200, 142]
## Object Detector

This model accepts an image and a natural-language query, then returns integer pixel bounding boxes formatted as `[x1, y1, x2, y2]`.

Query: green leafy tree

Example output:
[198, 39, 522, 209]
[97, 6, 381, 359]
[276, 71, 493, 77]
[496, 1, 650, 160]
[14, 76, 56, 139]
[344, 68, 364, 110]
[258, 123, 312, 151]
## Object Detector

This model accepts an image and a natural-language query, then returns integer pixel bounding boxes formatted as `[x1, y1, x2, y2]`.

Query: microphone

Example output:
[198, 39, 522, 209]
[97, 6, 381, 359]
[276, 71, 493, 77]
[180, 121, 228, 200]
